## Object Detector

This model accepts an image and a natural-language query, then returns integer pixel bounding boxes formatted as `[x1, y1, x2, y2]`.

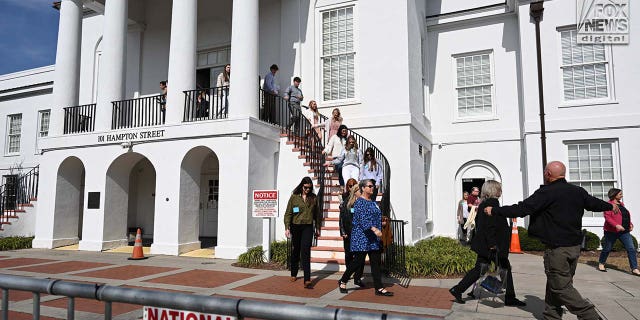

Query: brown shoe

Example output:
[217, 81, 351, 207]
[304, 281, 313, 289]
[289, 276, 297, 282]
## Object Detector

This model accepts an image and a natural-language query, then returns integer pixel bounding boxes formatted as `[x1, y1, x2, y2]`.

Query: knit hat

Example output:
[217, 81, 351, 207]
[607, 188, 622, 200]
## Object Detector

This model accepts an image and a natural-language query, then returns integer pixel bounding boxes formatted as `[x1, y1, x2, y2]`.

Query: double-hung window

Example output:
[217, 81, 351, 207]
[567, 142, 617, 217]
[6, 114, 22, 154]
[321, 6, 355, 102]
[560, 29, 610, 101]
[454, 52, 493, 119]
[38, 110, 50, 137]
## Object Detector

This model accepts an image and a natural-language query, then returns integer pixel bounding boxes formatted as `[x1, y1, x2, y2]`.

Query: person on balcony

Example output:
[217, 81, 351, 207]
[215, 64, 230, 115]
[359, 147, 383, 200]
[158, 80, 168, 121]
[338, 179, 393, 297]
[323, 125, 349, 186]
[284, 77, 304, 133]
[339, 179, 366, 289]
[284, 177, 321, 289]
[195, 90, 209, 118]
[326, 135, 363, 185]
[262, 64, 280, 124]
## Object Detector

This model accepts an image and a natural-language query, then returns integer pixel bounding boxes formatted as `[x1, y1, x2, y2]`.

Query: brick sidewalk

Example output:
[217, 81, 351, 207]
[0, 249, 450, 319]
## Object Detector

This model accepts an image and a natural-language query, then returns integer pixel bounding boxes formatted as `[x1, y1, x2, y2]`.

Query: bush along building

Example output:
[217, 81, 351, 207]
[0, 0, 638, 270]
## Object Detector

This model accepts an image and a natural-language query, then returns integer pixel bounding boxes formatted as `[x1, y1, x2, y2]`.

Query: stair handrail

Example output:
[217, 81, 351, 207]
[0, 165, 39, 227]
[315, 113, 392, 218]
[258, 89, 327, 237]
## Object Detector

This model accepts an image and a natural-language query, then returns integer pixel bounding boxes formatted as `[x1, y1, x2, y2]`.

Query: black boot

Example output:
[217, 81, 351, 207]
[449, 287, 465, 304]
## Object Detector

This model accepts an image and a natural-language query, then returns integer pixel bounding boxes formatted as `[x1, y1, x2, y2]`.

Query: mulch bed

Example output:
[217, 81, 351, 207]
[232, 262, 288, 271]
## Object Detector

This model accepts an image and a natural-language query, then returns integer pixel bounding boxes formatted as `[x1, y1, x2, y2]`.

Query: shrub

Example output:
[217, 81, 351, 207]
[0, 237, 33, 251]
[405, 237, 476, 277]
[583, 230, 600, 251]
[237, 245, 265, 267]
[602, 233, 639, 252]
[517, 227, 545, 251]
[270, 240, 289, 266]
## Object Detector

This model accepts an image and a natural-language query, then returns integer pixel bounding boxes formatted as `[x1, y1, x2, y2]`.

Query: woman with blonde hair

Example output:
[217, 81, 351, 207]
[339, 179, 365, 287]
[324, 108, 343, 139]
[449, 180, 525, 306]
[325, 135, 363, 183]
[303, 100, 323, 138]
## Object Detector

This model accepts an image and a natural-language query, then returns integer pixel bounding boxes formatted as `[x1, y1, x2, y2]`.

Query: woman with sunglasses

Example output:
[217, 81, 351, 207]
[284, 177, 321, 289]
[338, 179, 393, 297]
[339, 179, 365, 288]
[359, 147, 383, 200]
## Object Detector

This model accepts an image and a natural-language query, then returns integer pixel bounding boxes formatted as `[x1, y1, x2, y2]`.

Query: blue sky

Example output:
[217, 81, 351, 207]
[0, 0, 59, 75]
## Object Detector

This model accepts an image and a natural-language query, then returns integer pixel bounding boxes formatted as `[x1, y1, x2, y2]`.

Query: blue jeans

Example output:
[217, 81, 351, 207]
[599, 231, 638, 270]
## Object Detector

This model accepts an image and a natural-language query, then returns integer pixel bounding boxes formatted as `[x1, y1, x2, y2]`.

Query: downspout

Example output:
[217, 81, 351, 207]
[530, 1, 547, 169]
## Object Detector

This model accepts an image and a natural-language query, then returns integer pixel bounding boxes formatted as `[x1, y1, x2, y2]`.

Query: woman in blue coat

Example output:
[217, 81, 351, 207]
[337, 179, 393, 296]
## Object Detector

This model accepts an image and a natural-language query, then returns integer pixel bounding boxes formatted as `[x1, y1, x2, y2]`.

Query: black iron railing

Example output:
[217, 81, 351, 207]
[63, 104, 96, 134]
[382, 219, 409, 278]
[1, 166, 39, 227]
[183, 86, 229, 122]
[111, 94, 165, 129]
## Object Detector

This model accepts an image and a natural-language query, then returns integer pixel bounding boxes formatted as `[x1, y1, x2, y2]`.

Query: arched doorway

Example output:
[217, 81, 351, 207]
[180, 147, 219, 249]
[105, 153, 156, 247]
[454, 161, 502, 239]
[53, 157, 86, 245]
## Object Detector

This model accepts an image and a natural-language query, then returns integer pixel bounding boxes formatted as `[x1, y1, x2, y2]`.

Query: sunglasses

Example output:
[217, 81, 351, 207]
[303, 186, 312, 190]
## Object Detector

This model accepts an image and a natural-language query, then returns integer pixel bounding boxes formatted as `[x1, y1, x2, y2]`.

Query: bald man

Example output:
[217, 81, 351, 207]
[486, 161, 617, 320]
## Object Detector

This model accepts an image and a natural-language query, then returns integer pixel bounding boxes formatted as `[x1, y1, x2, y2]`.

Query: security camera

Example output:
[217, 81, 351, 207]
[121, 141, 132, 149]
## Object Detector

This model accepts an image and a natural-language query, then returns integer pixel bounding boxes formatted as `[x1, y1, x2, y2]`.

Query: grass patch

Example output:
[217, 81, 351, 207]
[0, 236, 33, 251]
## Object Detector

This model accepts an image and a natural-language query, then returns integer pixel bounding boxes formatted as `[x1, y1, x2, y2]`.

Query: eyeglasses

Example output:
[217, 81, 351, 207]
[365, 153, 372, 156]
[303, 186, 312, 190]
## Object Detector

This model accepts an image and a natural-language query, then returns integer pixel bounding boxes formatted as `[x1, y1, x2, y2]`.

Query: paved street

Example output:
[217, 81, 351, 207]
[0, 249, 638, 319]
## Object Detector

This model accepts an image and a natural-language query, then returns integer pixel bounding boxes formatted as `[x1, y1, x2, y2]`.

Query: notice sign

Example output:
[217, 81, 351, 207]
[143, 306, 236, 320]
[577, 0, 629, 44]
[252, 190, 279, 218]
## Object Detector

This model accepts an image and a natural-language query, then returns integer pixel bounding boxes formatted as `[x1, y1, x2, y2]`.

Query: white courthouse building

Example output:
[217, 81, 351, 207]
[0, 0, 638, 267]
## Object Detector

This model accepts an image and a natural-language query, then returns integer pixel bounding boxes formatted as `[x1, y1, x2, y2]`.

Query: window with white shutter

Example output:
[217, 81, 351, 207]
[6, 114, 22, 154]
[321, 6, 355, 102]
[38, 110, 50, 137]
[560, 29, 610, 101]
[454, 52, 494, 119]
[567, 142, 617, 217]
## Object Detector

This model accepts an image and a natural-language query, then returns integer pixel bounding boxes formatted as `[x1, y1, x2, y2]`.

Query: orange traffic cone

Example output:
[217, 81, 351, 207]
[128, 228, 148, 260]
[509, 218, 523, 254]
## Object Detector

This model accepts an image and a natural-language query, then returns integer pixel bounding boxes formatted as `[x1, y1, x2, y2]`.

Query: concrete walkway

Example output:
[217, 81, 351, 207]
[0, 249, 637, 319]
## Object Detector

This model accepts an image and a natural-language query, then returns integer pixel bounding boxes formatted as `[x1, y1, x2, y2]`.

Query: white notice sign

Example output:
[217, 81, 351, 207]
[252, 190, 279, 218]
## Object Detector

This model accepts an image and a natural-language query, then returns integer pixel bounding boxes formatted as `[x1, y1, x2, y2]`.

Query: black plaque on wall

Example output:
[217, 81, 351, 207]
[87, 192, 100, 209]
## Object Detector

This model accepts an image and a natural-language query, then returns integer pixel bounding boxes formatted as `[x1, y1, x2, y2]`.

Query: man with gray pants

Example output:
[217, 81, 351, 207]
[485, 161, 618, 319]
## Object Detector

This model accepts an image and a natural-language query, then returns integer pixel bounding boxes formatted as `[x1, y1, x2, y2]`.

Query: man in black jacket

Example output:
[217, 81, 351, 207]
[486, 161, 618, 320]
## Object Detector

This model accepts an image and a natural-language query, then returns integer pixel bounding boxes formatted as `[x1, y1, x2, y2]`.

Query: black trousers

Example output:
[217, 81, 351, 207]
[453, 254, 516, 299]
[343, 237, 364, 281]
[340, 250, 383, 290]
[290, 224, 314, 281]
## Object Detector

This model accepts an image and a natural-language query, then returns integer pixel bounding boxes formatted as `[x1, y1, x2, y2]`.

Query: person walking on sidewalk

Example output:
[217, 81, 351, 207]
[339, 179, 365, 288]
[449, 180, 526, 306]
[598, 188, 640, 276]
[485, 161, 618, 320]
[338, 179, 393, 297]
[284, 177, 321, 289]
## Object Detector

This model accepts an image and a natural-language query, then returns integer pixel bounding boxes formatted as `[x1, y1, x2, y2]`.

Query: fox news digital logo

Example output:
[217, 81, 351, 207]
[577, 0, 629, 44]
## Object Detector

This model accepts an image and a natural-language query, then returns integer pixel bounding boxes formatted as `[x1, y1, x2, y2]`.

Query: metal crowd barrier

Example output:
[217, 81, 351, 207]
[0, 274, 434, 320]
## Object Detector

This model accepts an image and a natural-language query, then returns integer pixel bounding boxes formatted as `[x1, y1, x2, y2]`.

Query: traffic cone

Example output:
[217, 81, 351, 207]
[509, 218, 523, 254]
[128, 228, 148, 260]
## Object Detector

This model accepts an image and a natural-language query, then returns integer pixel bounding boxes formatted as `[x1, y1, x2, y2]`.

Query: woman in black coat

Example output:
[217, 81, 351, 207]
[449, 180, 526, 306]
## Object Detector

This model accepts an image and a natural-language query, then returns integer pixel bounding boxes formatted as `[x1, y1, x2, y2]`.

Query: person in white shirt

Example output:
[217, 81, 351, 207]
[457, 191, 470, 241]
[322, 125, 349, 185]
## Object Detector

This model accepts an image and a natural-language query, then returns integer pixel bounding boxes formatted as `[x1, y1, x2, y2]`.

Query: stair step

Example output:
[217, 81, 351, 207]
[1, 215, 19, 219]
[0, 222, 12, 225]
[3, 210, 25, 213]
[320, 226, 340, 231]
[323, 208, 340, 213]
[311, 246, 344, 252]
[311, 257, 345, 264]
[317, 236, 342, 241]
[17, 203, 34, 207]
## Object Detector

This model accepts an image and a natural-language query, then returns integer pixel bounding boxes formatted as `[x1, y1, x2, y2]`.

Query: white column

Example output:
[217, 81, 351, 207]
[166, 0, 197, 125]
[50, 0, 83, 136]
[228, 0, 259, 118]
[95, 0, 128, 131]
